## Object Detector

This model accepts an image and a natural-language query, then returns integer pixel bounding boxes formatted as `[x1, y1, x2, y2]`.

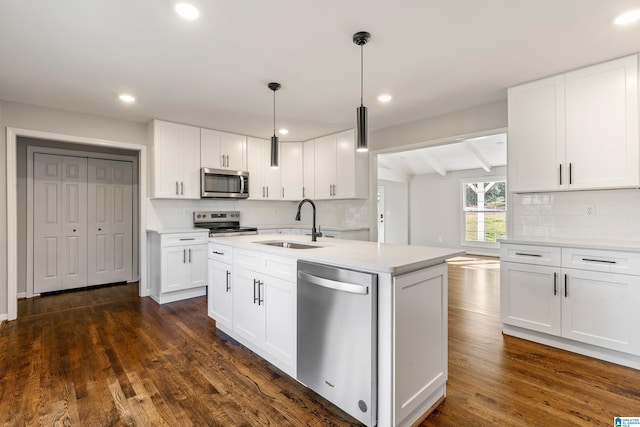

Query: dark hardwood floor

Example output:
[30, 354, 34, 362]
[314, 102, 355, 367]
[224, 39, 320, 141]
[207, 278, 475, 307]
[1, 257, 639, 426]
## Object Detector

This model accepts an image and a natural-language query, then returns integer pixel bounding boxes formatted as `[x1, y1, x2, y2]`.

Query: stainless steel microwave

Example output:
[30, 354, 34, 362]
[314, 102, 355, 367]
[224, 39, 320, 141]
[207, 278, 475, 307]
[201, 168, 249, 199]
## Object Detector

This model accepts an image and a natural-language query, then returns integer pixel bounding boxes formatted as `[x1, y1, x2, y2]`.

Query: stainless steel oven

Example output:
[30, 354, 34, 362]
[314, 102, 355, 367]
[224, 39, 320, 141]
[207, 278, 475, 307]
[194, 211, 257, 236]
[201, 168, 249, 199]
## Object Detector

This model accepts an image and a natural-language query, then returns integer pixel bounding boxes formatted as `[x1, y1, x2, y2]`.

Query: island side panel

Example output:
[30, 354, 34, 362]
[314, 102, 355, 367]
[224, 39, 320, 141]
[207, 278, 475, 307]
[393, 263, 448, 427]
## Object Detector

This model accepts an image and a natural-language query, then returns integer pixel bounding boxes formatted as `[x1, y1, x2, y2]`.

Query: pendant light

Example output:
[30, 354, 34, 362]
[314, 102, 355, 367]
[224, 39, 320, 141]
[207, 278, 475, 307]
[353, 31, 371, 152]
[268, 82, 281, 168]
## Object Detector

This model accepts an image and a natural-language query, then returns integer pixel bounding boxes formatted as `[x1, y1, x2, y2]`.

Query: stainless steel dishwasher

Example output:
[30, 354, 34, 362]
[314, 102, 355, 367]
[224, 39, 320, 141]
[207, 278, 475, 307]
[297, 260, 377, 427]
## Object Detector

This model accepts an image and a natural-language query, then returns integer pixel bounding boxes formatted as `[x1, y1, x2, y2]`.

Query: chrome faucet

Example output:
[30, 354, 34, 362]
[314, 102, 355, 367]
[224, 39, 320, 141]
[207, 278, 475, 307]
[295, 199, 322, 241]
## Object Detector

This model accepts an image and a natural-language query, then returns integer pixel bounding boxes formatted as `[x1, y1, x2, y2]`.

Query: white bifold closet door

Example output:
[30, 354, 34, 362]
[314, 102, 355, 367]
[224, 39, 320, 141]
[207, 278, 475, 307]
[33, 154, 88, 293]
[87, 159, 133, 286]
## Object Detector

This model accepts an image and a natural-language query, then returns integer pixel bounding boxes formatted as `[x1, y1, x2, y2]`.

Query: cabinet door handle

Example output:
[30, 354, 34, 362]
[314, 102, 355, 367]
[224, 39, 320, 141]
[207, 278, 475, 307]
[564, 274, 568, 298]
[253, 279, 259, 304]
[553, 272, 557, 296]
[258, 280, 264, 305]
[183, 249, 187, 263]
[282, 187, 285, 198]
[188, 248, 191, 263]
[582, 258, 616, 264]
[569, 163, 572, 185]
[266, 187, 269, 198]
[226, 270, 231, 292]
[515, 252, 542, 257]
[176, 181, 179, 196]
[181, 182, 184, 195]
[262, 186, 265, 198]
[559, 164, 562, 186]
[221, 155, 225, 167]
[303, 187, 305, 197]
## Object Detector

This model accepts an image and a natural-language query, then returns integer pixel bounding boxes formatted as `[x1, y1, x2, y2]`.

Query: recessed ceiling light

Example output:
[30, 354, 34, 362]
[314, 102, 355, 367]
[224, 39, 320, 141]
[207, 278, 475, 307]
[118, 94, 136, 103]
[175, 2, 200, 20]
[378, 94, 392, 103]
[614, 9, 640, 25]
[278, 129, 289, 135]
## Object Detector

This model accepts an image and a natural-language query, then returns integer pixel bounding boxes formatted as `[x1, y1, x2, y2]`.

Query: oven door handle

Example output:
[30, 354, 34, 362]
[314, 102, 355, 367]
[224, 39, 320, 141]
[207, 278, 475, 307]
[298, 271, 368, 295]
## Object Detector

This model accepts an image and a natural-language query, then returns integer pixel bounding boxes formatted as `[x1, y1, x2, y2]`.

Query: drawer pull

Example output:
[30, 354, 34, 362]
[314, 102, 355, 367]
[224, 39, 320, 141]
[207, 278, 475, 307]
[212, 250, 224, 255]
[180, 238, 195, 241]
[582, 258, 616, 264]
[515, 252, 542, 257]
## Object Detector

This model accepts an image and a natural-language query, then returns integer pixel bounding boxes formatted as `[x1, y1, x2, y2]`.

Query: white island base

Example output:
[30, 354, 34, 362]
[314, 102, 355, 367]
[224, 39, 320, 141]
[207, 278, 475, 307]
[207, 234, 463, 427]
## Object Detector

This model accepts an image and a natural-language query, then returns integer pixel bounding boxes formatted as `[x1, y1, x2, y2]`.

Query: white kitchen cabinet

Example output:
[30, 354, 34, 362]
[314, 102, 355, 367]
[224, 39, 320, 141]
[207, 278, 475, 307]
[247, 137, 282, 200]
[314, 129, 368, 200]
[148, 119, 201, 199]
[507, 55, 639, 192]
[303, 139, 315, 199]
[280, 142, 304, 200]
[148, 230, 208, 304]
[501, 242, 640, 360]
[200, 128, 246, 171]
[231, 249, 296, 375]
[208, 243, 233, 331]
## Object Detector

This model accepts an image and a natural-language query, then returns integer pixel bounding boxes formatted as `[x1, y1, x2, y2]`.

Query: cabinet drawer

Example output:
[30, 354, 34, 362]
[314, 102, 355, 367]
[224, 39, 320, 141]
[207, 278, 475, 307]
[208, 242, 233, 263]
[234, 248, 296, 281]
[562, 248, 640, 275]
[161, 232, 208, 247]
[500, 244, 561, 267]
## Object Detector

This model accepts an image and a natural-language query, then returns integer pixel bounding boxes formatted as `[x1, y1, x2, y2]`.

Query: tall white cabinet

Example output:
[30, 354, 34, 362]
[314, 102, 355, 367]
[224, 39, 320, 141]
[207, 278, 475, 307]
[508, 54, 639, 192]
[314, 129, 368, 199]
[247, 137, 282, 200]
[148, 119, 201, 199]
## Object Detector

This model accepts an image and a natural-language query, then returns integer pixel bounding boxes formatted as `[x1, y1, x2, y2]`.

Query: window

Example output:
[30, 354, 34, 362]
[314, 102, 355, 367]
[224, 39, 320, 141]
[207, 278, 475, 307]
[463, 179, 506, 243]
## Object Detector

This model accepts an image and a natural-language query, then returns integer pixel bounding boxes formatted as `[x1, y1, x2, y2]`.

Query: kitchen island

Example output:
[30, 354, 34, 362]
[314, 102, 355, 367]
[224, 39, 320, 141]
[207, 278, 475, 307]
[207, 234, 463, 427]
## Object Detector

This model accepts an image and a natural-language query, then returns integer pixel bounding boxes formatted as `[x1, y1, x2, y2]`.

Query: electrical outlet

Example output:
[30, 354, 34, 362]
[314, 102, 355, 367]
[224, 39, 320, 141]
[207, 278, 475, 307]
[586, 206, 594, 216]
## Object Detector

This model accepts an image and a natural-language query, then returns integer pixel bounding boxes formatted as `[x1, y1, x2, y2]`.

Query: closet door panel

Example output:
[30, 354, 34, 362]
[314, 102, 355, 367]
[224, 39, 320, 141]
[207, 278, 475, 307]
[34, 154, 63, 293]
[110, 161, 133, 282]
[88, 159, 112, 285]
[62, 156, 88, 289]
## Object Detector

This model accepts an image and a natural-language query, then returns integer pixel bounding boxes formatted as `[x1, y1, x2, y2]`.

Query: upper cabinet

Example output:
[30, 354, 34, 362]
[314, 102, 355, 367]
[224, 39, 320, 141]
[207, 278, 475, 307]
[303, 139, 315, 199]
[201, 128, 247, 171]
[280, 142, 304, 201]
[247, 137, 282, 200]
[508, 55, 639, 192]
[148, 119, 201, 199]
[313, 129, 369, 200]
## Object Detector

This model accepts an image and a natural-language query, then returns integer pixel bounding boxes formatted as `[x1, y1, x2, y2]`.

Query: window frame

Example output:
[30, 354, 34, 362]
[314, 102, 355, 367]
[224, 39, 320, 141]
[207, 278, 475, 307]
[460, 176, 507, 249]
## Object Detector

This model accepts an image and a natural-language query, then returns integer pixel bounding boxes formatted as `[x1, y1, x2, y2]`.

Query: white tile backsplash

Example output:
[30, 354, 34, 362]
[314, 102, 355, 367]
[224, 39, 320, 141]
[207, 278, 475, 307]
[511, 189, 640, 241]
[146, 198, 370, 230]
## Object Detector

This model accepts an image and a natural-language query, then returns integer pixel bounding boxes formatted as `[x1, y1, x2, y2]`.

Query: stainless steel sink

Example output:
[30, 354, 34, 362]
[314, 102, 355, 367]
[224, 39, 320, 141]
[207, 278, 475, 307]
[256, 240, 323, 249]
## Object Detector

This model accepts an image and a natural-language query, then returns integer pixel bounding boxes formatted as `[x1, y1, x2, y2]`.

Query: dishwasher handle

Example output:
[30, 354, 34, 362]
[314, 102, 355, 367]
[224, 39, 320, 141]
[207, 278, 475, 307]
[298, 271, 368, 295]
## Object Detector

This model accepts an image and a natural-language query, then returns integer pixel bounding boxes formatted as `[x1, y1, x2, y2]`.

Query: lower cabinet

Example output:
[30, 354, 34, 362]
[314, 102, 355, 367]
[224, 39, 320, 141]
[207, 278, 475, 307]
[148, 230, 208, 304]
[501, 243, 640, 360]
[208, 258, 233, 330]
[224, 249, 297, 376]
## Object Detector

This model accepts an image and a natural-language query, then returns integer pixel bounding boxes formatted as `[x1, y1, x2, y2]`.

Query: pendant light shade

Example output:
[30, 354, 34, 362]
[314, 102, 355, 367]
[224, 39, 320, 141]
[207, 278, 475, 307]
[268, 82, 281, 168]
[353, 31, 370, 152]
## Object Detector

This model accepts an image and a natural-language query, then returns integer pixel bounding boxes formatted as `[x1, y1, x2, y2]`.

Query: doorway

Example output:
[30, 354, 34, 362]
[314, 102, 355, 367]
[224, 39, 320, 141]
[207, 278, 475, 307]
[6, 128, 148, 321]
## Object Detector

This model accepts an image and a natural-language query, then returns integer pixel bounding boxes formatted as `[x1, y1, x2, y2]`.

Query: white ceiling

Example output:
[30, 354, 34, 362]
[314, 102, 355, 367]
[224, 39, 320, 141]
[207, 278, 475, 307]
[379, 133, 507, 177]
[1, 1, 640, 141]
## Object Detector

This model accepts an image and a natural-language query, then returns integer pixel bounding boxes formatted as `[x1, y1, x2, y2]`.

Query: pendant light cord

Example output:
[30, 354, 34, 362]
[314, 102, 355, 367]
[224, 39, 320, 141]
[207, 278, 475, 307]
[360, 44, 364, 107]
[273, 90, 276, 136]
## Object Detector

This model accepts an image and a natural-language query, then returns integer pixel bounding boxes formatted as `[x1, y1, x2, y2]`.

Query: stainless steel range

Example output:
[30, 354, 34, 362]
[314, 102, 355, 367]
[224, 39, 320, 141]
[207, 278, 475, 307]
[193, 211, 258, 237]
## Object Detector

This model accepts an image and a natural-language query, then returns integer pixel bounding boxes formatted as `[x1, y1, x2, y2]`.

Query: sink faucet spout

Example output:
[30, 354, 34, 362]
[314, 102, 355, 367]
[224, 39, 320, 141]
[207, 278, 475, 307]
[295, 199, 322, 241]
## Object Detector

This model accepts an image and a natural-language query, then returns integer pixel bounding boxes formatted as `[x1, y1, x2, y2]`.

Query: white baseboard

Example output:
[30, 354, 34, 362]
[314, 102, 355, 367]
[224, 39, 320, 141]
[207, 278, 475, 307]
[17, 292, 27, 299]
[0, 313, 8, 321]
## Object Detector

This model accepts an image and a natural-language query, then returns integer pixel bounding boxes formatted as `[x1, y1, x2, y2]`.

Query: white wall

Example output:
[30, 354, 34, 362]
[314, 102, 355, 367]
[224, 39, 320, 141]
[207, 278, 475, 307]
[510, 189, 640, 241]
[378, 180, 409, 244]
[410, 166, 507, 256]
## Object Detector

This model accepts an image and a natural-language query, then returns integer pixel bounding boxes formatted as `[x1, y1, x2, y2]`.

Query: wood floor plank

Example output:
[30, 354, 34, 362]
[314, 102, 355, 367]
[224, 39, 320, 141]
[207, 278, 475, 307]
[2, 256, 640, 425]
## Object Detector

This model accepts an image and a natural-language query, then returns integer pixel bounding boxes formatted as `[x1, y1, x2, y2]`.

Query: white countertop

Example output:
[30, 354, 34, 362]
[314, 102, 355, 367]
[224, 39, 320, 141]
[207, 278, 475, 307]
[147, 228, 208, 234]
[250, 224, 370, 232]
[209, 234, 464, 274]
[500, 237, 640, 252]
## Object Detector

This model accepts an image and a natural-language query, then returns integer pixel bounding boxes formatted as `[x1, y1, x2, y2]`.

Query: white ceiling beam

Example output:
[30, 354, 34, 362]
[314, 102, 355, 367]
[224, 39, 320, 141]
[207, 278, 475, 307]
[419, 151, 448, 177]
[462, 141, 492, 172]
